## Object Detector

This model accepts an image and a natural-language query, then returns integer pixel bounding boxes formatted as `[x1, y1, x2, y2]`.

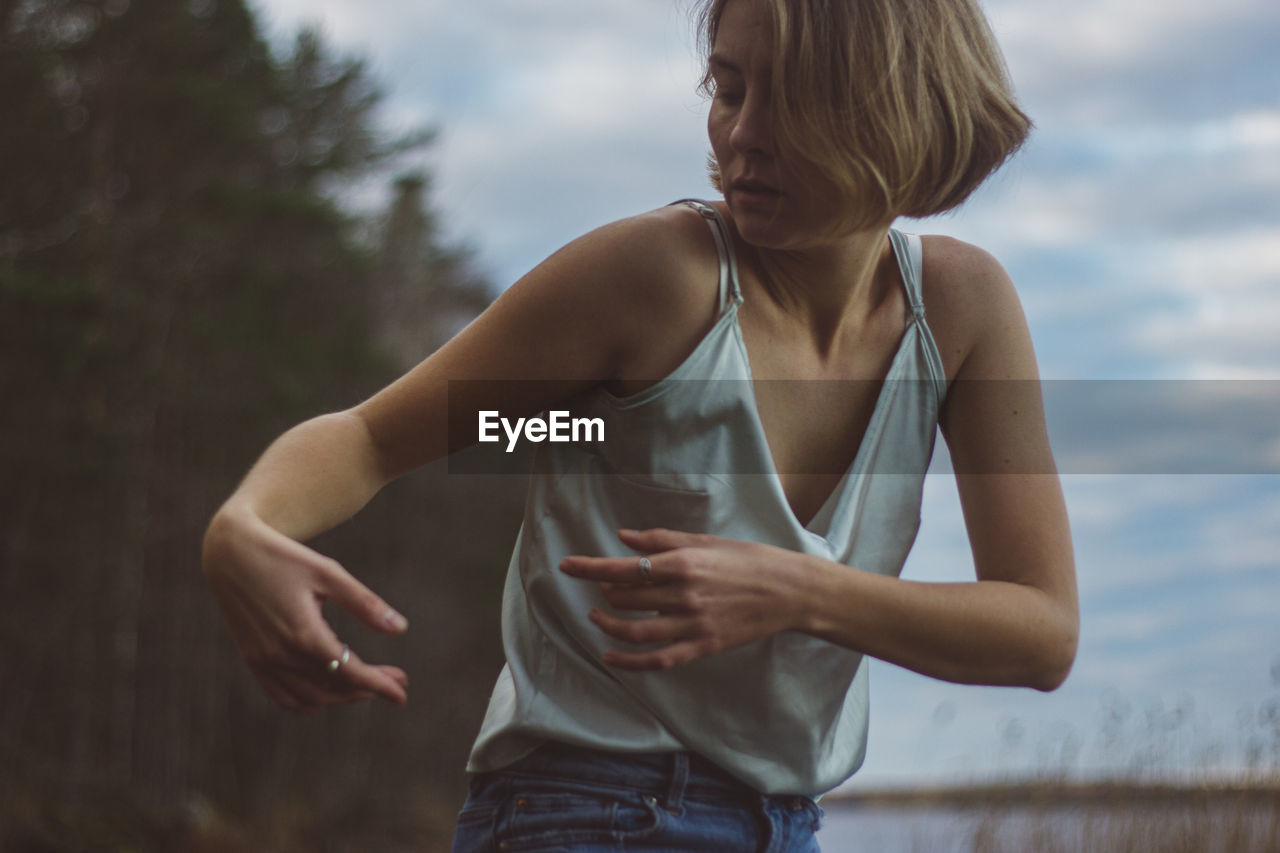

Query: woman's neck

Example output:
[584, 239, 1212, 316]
[743, 227, 898, 355]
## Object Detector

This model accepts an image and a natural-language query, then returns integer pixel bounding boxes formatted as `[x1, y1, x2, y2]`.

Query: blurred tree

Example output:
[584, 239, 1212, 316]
[1, 0, 517, 847]
[269, 27, 431, 194]
[375, 172, 492, 366]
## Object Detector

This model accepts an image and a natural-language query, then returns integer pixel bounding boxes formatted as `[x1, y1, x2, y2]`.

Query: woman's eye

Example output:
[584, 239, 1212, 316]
[714, 89, 744, 105]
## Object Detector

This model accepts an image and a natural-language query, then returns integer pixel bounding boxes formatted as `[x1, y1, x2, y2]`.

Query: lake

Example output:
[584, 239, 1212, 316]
[816, 796, 1280, 852]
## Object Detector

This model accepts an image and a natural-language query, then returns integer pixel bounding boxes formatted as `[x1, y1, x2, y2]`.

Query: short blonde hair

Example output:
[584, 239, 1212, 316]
[697, 0, 1031, 229]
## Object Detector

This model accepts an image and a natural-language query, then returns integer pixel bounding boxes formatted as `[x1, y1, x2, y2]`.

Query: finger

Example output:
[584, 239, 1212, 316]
[560, 554, 671, 585]
[321, 644, 409, 706]
[375, 664, 409, 689]
[599, 582, 682, 613]
[276, 670, 341, 713]
[602, 641, 707, 672]
[293, 672, 383, 708]
[589, 608, 691, 646]
[252, 652, 353, 711]
[277, 669, 382, 712]
[272, 605, 409, 706]
[251, 658, 363, 714]
[317, 559, 409, 636]
[617, 527, 710, 552]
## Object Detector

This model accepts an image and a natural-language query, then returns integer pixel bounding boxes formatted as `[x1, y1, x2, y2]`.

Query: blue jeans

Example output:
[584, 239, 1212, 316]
[450, 742, 823, 852]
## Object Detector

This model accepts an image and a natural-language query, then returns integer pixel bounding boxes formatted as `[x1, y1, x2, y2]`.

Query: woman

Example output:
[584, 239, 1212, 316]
[202, 0, 1078, 849]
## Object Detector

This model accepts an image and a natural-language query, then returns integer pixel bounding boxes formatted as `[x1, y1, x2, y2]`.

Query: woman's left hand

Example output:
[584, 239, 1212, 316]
[559, 527, 807, 671]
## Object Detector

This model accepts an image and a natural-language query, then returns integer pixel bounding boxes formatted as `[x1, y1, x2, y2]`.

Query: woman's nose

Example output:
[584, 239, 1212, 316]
[729, 96, 773, 156]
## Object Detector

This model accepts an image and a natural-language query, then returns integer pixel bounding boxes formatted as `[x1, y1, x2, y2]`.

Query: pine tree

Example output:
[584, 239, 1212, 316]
[2, 1, 515, 846]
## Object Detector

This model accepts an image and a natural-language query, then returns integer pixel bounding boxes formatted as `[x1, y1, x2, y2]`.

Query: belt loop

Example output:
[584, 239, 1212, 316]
[664, 752, 689, 811]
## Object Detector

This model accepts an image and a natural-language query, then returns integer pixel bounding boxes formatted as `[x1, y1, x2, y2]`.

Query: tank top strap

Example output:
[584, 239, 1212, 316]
[670, 198, 743, 313]
[887, 228, 926, 320]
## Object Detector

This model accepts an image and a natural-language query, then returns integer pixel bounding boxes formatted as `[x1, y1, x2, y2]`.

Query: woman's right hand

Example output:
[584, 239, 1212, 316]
[201, 503, 410, 712]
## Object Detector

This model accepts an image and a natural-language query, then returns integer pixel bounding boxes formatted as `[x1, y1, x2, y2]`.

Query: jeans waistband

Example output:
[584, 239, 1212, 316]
[482, 741, 780, 809]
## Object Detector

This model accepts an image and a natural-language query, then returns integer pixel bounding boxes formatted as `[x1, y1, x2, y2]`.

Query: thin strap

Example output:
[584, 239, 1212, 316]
[670, 199, 743, 312]
[888, 228, 947, 402]
[887, 228, 925, 320]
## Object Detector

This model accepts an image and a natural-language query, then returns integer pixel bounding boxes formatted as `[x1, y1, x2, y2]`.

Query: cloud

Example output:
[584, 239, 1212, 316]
[1129, 228, 1280, 376]
[1064, 476, 1280, 592]
[914, 0, 1280, 379]
[988, 0, 1280, 125]
[917, 110, 1280, 377]
[251, 0, 713, 285]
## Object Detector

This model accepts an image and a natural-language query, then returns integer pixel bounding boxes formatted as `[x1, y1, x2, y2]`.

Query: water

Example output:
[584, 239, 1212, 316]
[818, 803, 981, 852]
[816, 799, 1280, 852]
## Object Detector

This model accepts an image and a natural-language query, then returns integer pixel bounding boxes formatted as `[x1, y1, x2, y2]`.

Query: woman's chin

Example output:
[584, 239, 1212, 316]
[725, 200, 788, 245]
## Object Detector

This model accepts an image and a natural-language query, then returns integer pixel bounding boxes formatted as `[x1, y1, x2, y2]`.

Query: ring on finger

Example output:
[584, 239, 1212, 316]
[327, 644, 351, 673]
[637, 557, 653, 581]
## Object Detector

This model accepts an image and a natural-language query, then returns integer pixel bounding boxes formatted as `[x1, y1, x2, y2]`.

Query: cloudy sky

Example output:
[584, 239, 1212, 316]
[249, 0, 1280, 788]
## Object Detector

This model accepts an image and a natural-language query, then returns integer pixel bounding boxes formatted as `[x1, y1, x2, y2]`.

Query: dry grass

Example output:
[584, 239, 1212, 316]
[831, 778, 1280, 853]
[965, 789, 1280, 853]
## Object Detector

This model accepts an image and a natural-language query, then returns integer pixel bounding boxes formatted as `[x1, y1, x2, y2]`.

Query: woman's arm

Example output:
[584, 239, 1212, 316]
[801, 243, 1077, 689]
[561, 242, 1078, 691]
[203, 205, 723, 712]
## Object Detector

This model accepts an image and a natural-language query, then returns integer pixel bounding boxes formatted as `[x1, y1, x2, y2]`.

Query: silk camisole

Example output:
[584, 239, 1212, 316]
[466, 200, 947, 796]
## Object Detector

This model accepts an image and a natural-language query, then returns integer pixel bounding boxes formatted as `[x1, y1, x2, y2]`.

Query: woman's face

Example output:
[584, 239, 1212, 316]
[706, 0, 845, 249]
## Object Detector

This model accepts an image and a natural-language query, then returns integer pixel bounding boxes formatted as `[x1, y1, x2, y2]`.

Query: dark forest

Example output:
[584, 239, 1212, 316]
[1, 1, 523, 848]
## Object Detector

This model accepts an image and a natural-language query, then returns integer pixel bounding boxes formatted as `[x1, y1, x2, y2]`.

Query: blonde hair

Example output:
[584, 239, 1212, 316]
[697, 0, 1031, 229]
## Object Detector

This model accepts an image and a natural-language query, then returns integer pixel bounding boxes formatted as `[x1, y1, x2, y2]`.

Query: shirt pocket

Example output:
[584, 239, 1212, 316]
[537, 450, 713, 539]
[595, 471, 712, 535]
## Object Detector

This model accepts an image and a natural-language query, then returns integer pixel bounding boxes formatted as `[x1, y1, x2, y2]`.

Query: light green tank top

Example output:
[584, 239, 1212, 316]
[466, 200, 947, 796]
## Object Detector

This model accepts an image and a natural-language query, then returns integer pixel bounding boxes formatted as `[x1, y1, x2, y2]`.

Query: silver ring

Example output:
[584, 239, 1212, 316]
[637, 557, 652, 580]
[327, 645, 350, 673]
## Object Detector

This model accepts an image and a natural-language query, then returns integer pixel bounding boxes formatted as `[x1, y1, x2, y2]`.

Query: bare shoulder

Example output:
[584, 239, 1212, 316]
[350, 203, 723, 472]
[918, 234, 1033, 382]
[575, 202, 727, 391]
[578, 202, 721, 321]
[464, 201, 721, 380]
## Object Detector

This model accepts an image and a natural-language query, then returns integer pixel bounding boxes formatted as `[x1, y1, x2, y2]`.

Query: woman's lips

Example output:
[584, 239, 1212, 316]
[730, 180, 783, 207]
